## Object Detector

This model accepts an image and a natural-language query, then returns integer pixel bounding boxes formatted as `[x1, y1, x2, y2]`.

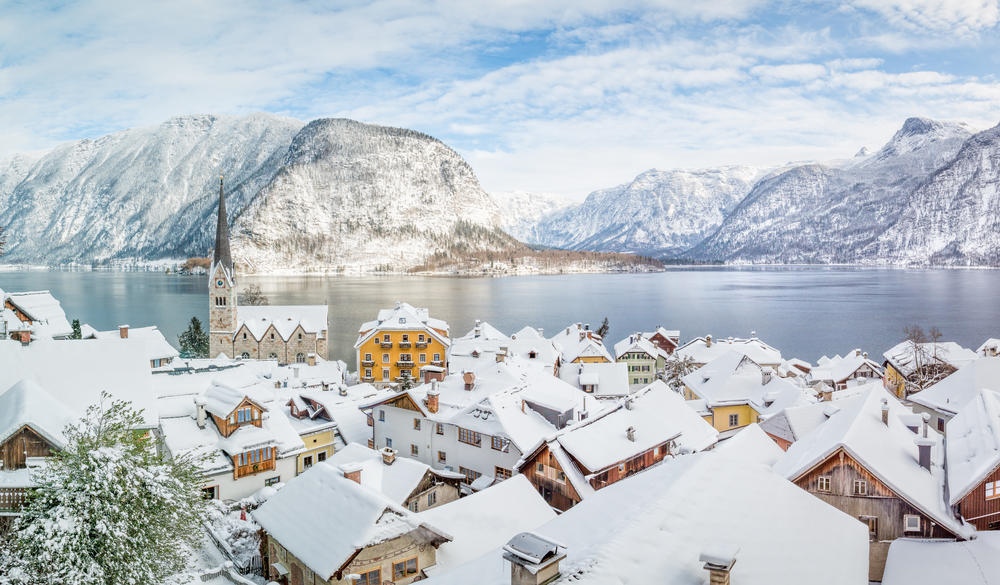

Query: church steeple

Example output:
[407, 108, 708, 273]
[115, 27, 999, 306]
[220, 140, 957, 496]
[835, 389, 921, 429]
[213, 176, 233, 278]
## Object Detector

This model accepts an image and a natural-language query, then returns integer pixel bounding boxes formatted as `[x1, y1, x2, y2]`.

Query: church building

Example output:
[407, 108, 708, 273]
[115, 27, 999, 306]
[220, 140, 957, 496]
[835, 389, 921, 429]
[208, 180, 329, 362]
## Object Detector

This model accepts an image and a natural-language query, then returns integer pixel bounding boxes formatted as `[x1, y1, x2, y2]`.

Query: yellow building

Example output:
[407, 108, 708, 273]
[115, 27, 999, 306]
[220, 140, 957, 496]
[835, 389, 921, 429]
[354, 302, 450, 386]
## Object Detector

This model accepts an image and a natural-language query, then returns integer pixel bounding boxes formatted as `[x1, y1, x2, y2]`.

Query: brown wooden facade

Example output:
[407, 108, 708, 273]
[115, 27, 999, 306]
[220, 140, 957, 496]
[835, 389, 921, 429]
[233, 446, 278, 480]
[793, 447, 959, 581]
[1, 426, 57, 471]
[955, 463, 1000, 531]
[212, 397, 265, 438]
[3, 299, 34, 325]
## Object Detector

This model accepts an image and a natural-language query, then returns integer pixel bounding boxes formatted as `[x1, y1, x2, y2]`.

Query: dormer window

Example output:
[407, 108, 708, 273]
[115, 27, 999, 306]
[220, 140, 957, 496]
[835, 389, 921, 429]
[399, 317, 407, 324]
[236, 406, 254, 424]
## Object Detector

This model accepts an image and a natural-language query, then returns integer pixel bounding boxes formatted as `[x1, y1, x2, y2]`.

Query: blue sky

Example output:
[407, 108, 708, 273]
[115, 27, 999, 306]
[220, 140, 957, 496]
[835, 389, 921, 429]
[2, 0, 999, 199]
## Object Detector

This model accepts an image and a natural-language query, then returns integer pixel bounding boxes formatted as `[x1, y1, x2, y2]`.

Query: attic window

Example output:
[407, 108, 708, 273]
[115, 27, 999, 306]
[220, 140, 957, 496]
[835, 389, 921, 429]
[903, 515, 921, 532]
[399, 317, 407, 324]
[853, 479, 868, 496]
[817, 476, 831, 492]
[987, 481, 998, 500]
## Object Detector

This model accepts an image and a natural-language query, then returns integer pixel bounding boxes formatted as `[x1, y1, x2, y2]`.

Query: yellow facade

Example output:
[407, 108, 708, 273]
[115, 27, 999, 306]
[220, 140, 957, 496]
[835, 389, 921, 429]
[357, 328, 449, 384]
[883, 363, 906, 398]
[708, 404, 760, 432]
[297, 428, 337, 474]
[573, 355, 611, 364]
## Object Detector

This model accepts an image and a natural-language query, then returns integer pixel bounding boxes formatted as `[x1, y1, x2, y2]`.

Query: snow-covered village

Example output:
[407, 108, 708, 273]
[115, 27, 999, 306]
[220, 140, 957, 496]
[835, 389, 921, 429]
[5, 3, 1000, 585]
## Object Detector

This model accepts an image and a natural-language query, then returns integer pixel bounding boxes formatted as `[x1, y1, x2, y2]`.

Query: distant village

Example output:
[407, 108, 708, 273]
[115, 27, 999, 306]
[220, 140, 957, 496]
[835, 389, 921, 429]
[1, 187, 999, 585]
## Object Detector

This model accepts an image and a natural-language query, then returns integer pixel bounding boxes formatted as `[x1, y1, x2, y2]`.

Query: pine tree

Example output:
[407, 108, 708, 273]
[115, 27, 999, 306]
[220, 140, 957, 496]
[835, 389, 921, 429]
[70, 319, 82, 339]
[178, 316, 209, 358]
[0, 394, 207, 585]
[596, 317, 610, 338]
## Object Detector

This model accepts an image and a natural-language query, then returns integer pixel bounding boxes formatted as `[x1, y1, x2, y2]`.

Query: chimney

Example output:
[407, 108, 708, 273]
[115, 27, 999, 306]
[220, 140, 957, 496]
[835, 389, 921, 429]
[855, 349, 862, 357]
[502, 533, 566, 585]
[195, 396, 207, 429]
[626, 426, 636, 442]
[761, 368, 773, 386]
[624, 398, 634, 410]
[881, 398, 890, 426]
[464, 371, 476, 391]
[921, 412, 930, 438]
[118, 324, 129, 339]
[915, 437, 934, 471]
[705, 334, 712, 348]
[339, 385, 348, 396]
[340, 462, 363, 484]
[307, 353, 317, 366]
[700, 546, 739, 585]
[474, 320, 481, 338]
[496, 347, 508, 363]
[427, 383, 440, 414]
[381, 447, 397, 466]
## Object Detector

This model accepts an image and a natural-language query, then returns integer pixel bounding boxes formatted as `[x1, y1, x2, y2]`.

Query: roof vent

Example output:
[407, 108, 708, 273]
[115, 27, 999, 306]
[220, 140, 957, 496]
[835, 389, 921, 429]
[502, 532, 566, 585]
[626, 426, 636, 442]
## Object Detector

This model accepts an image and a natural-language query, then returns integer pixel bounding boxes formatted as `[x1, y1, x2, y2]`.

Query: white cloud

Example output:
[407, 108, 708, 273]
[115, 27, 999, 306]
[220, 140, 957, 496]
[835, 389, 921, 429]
[850, 0, 1000, 35]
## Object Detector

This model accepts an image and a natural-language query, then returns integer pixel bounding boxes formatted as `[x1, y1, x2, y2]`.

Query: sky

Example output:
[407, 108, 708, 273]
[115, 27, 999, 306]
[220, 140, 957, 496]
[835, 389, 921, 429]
[2, 0, 999, 200]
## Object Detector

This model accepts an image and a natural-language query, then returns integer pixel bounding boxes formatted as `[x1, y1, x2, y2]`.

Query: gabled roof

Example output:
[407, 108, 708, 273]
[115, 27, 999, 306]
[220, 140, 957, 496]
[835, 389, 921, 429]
[909, 357, 1000, 417]
[325, 443, 462, 504]
[882, 340, 977, 376]
[682, 351, 808, 415]
[809, 350, 881, 384]
[202, 382, 265, 420]
[421, 451, 869, 585]
[976, 338, 1000, 356]
[354, 302, 450, 348]
[675, 334, 782, 366]
[236, 304, 328, 341]
[83, 324, 179, 361]
[946, 388, 1000, 505]
[773, 384, 972, 539]
[759, 399, 855, 446]
[613, 335, 664, 361]
[0, 379, 77, 449]
[549, 323, 613, 363]
[3, 290, 73, 337]
[566, 362, 629, 398]
[253, 462, 451, 580]
[715, 423, 785, 467]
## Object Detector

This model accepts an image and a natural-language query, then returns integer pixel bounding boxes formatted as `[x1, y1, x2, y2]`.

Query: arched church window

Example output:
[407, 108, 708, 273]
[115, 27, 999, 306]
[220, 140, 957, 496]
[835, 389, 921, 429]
[241, 352, 250, 359]
[296, 353, 306, 363]
[268, 352, 278, 360]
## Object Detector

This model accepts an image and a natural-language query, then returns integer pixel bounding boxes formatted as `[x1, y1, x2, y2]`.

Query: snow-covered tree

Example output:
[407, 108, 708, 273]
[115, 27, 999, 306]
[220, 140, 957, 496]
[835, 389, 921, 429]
[0, 393, 206, 585]
[178, 316, 209, 358]
[662, 354, 698, 392]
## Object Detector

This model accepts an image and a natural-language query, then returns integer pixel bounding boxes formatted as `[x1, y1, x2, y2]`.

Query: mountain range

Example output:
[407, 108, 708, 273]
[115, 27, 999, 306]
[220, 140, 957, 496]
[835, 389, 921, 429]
[1, 114, 997, 270]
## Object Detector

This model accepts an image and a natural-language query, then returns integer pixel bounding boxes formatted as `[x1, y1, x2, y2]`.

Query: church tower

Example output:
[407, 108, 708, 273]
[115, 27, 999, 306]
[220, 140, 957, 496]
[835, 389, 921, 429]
[209, 177, 237, 358]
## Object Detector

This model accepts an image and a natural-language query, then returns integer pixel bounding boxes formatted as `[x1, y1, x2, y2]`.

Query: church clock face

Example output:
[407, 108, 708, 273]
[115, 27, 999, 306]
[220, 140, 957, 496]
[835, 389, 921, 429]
[216, 279, 224, 287]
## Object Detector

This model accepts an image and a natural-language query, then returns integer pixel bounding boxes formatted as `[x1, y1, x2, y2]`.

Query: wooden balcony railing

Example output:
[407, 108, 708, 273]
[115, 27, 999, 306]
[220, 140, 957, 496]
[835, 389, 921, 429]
[0, 487, 28, 513]
[234, 458, 276, 480]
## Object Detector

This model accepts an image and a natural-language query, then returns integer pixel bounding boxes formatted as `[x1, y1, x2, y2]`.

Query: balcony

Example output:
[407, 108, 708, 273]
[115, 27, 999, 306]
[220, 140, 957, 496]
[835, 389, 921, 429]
[416, 342, 428, 349]
[361, 360, 375, 367]
[396, 360, 415, 368]
[398, 341, 412, 349]
[0, 487, 28, 514]
[361, 376, 375, 383]
[234, 458, 276, 480]
[431, 360, 445, 367]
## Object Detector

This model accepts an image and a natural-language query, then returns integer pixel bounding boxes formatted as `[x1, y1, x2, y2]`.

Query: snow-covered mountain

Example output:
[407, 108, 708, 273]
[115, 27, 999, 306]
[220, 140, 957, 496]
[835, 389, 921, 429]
[526, 166, 763, 257]
[685, 117, 977, 264]
[0, 114, 523, 272]
[493, 190, 574, 245]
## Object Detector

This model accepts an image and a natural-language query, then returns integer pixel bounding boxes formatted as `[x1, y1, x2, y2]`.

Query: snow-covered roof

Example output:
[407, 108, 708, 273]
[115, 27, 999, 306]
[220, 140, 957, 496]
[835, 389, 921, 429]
[882, 534, 1000, 585]
[553, 381, 717, 474]
[253, 462, 451, 580]
[549, 323, 613, 363]
[675, 334, 782, 366]
[882, 340, 977, 376]
[909, 357, 1000, 417]
[945, 389, 1000, 505]
[773, 383, 972, 539]
[809, 350, 881, 384]
[976, 338, 1000, 357]
[0, 338, 158, 429]
[202, 381, 262, 420]
[417, 475, 556, 572]
[83, 324, 179, 362]
[714, 423, 784, 467]
[564, 362, 629, 397]
[3, 290, 72, 337]
[324, 442, 460, 504]
[421, 451, 868, 585]
[682, 351, 809, 416]
[0, 379, 77, 449]
[235, 304, 328, 342]
[759, 398, 856, 446]
[612, 334, 664, 361]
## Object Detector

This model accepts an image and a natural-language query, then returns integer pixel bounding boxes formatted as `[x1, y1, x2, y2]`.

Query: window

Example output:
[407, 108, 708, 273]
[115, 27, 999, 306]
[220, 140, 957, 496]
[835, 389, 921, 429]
[268, 352, 278, 359]
[386, 438, 393, 448]
[411, 444, 419, 456]
[536, 463, 544, 473]
[243, 332, 247, 339]
[295, 353, 305, 363]
[237, 407, 253, 423]
[215, 296, 227, 306]
[392, 558, 418, 580]
[904, 514, 921, 532]
[382, 353, 390, 363]
[728, 413, 739, 427]
[433, 353, 441, 362]
[365, 353, 372, 361]
[382, 368, 390, 379]
[303, 455, 313, 469]
[240, 352, 250, 359]
[853, 479, 868, 496]
[459, 466, 482, 483]
[495, 466, 512, 480]
[418, 334, 425, 342]
[265, 476, 281, 486]
[298, 333, 302, 340]
[419, 353, 427, 363]
[317, 451, 326, 462]
[383, 334, 391, 343]
[428, 491, 437, 506]
[557, 471, 566, 482]
[270, 333, 275, 340]
[402, 334, 409, 342]
[859, 515, 878, 540]
[458, 427, 482, 446]
[987, 481, 998, 499]
[438, 451, 447, 463]
[357, 568, 381, 585]
[491, 436, 505, 451]
[367, 413, 374, 427]
[817, 476, 831, 492]
[364, 368, 372, 378]
[400, 353, 413, 362]
[436, 423, 444, 435]
[413, 418, 421, 430]
[409, 501, 418, 512]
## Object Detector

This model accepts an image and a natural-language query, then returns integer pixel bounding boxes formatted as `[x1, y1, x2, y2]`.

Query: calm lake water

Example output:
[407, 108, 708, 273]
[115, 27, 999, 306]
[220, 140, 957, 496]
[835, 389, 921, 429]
[1, 268, 997, 365]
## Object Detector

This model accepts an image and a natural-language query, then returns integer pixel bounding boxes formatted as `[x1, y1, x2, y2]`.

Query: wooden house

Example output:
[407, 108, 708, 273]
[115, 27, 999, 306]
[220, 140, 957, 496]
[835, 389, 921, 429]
[199, 385, 279, 480]
[773, 386, 972, 582]
[945, 389, 1000, 530]
[642, 326, 680, 355]
[809, 350, 882, 391]
[517, 381, 718, 511]
[253, 462, 451, 585]
[881, 340, 976, 399]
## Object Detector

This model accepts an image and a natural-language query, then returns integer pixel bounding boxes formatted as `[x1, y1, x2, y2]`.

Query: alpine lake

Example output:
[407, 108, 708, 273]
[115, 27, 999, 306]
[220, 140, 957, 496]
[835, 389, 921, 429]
[1, 267, 997, 365]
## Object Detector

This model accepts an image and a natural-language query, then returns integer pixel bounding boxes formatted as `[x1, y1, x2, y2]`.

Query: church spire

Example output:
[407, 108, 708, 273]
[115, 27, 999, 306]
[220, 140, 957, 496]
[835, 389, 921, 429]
[213, 176, 233, 276]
